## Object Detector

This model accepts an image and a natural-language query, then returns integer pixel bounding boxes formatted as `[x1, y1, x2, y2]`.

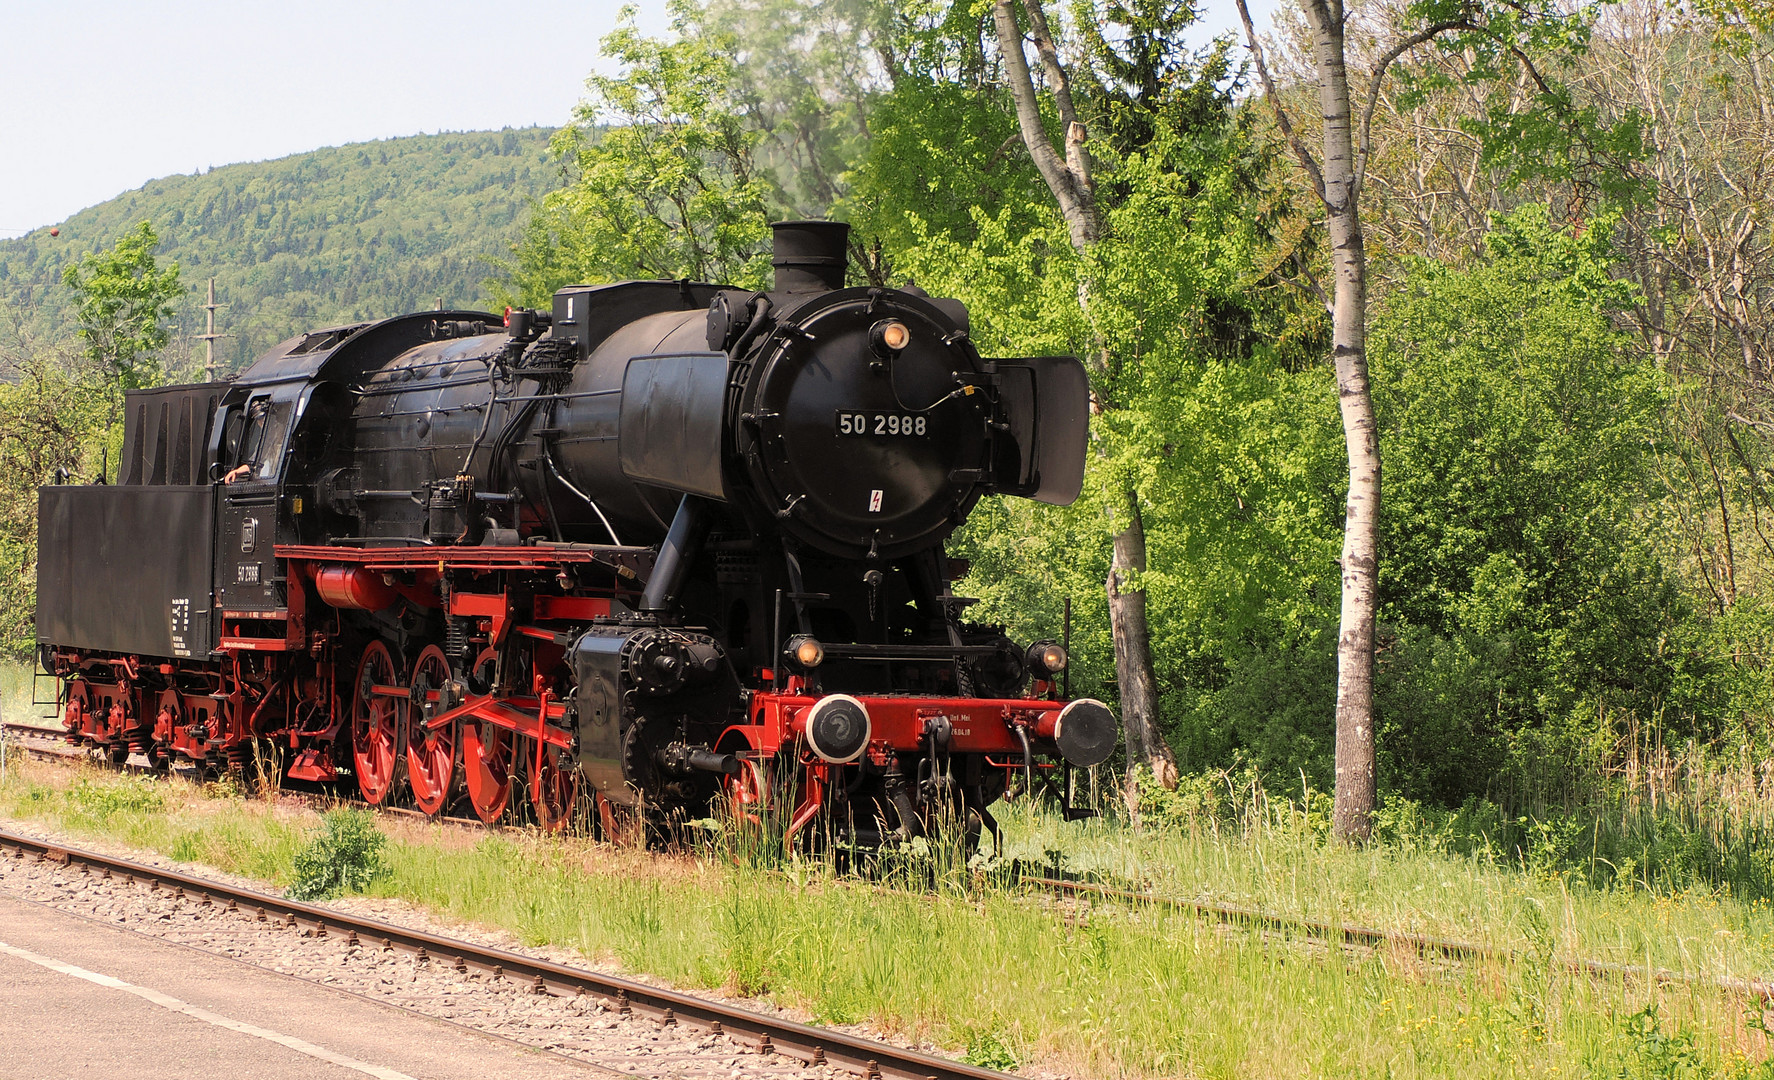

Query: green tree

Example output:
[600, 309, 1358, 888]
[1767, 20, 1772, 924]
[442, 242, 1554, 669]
[60, 220, 182, 393]
[0, 315, 105, 658]
[857, 2, 1327, 797]
[504, 1, 779, 304]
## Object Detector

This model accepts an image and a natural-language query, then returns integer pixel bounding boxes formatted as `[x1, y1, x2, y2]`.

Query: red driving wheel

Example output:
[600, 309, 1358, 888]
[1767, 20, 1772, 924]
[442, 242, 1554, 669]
[405, 645, 456, 818]
[351, 641, 405, 805]
[460, 650, 511, 825]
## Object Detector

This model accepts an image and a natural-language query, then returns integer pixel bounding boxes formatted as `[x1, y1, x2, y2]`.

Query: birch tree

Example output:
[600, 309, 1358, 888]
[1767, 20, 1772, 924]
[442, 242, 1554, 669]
[1233, 0, 1626, 839]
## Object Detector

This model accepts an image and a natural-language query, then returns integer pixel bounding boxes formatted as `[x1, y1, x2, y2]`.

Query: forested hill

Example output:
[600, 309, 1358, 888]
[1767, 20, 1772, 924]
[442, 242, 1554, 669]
[0, 127, 558, 375]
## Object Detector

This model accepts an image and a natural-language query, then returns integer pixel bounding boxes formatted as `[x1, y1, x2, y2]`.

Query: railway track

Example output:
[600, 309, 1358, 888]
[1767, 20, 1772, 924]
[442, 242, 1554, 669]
[0, 827, 1008, 1080]
[1030, 876, 1774, 1002]
[2, 720, 77, 740]
[13, 725, 1768, 1009]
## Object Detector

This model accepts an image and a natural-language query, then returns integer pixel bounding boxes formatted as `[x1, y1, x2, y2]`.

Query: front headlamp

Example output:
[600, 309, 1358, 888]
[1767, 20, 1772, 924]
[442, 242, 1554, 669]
[786, 635, 826, 670]
[1027, 640, 1068, 677]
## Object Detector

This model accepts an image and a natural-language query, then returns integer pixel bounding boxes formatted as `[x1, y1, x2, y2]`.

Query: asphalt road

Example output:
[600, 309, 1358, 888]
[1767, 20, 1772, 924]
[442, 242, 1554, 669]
[0, 891, 599, 1080]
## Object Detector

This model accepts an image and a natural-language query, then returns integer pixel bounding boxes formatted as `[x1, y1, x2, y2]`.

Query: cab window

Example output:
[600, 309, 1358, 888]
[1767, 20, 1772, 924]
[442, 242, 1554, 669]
[225, 397, 288, 482]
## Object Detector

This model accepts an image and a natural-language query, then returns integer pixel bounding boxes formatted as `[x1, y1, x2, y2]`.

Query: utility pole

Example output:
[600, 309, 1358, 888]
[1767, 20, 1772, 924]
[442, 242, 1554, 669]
[198, 277, 225, 380]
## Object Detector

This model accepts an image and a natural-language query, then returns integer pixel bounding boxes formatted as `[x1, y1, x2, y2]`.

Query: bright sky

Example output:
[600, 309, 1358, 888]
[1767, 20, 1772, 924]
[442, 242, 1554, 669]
[0, 0, 1277, 239]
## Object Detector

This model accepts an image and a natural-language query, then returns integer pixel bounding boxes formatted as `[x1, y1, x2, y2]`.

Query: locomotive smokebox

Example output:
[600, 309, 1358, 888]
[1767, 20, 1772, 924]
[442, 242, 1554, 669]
[772, 220, 849, 292]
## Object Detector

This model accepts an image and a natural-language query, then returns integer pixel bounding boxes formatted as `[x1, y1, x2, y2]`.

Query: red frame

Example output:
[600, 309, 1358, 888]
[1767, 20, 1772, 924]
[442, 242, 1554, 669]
[49, 541, 1076, 827]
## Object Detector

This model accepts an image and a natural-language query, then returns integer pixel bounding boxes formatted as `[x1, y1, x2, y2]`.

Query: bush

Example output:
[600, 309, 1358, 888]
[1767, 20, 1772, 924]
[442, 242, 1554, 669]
[288, 809, 387, 901]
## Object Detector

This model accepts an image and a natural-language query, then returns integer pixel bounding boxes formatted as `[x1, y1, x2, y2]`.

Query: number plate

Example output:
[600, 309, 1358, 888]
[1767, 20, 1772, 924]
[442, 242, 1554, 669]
[835, 411, 928, 437]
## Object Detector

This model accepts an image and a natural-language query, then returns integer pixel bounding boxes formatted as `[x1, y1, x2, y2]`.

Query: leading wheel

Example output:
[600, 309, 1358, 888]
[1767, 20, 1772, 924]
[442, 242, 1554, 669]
[352, 640, 405, 805]
[532, 744, 578, 833]
[406, 645, 456, 818]
[595, 791, 644, 846]
[724, 757, 770, 828]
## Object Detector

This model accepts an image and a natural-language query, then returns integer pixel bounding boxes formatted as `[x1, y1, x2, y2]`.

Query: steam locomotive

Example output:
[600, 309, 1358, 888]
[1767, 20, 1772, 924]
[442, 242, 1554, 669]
[36, 220, 1113, 846]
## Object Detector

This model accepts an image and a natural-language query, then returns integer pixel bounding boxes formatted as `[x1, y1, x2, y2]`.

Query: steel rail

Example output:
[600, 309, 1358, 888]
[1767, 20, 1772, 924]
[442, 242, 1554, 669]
[3, 722, 74, 740]
[1029, 876, 1774, 1002]
[0, 828, 1006, 1080]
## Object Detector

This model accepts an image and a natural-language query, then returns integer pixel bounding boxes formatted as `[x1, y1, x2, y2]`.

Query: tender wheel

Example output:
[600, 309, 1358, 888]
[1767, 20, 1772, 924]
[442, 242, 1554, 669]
[406, 645, 456, 818]
[460, 650, 512, 825]
[63, 685, 88, 738]
[533, 744, 578, 833]
[351, 640, 405, 805]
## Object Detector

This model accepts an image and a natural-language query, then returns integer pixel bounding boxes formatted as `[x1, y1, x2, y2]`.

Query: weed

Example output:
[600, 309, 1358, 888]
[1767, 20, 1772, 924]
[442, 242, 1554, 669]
[168, 831, 203, 862]
[288, 808, 387, 901]
[201, 774, 243, 800]
[1616, 1003, 1709, 1079]
[1508, 897, 1555, 1038]
[958, 1025, 1019, 1071]
[721, 883, 780, 996]
[66, 775, 164, 818]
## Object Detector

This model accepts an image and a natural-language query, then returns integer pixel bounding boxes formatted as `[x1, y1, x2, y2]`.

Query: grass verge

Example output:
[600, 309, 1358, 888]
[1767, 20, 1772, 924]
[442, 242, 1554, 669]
[0, 757, 1770, 1078]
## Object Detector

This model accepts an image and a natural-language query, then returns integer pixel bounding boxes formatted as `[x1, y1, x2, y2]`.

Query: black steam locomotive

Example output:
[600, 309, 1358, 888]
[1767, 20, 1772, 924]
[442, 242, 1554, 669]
[37, 220, 1113, 845]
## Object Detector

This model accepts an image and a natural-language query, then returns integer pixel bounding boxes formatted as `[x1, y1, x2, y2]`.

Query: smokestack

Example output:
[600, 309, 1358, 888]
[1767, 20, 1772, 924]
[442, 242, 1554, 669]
[771, 220, 849, 293]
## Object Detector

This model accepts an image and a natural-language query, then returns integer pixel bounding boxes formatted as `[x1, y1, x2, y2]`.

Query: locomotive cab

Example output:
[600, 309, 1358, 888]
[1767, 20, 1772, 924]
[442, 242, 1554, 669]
[211, 382, 303, 616]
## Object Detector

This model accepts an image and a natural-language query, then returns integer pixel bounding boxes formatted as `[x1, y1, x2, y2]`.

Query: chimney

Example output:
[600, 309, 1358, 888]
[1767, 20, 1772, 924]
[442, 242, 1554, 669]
[771, 220, 849, 293]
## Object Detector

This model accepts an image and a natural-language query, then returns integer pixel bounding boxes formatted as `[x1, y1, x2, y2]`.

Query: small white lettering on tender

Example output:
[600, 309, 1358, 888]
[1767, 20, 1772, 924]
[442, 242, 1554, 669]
[170, 598, 192, 657]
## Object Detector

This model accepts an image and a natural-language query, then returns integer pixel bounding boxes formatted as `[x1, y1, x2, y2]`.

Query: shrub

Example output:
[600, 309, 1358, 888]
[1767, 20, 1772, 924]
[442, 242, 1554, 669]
[288, 809, 387, 901]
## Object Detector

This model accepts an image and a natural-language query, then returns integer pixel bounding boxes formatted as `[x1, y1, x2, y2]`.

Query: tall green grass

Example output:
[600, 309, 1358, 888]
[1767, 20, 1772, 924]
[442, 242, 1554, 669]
[2, 757, 1772, 1077]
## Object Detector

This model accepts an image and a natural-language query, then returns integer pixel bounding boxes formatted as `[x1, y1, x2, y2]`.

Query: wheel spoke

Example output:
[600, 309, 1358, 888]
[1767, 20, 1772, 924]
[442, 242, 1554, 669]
[352, 641, 405, 805]
[461, 650, 509, 825]
[406, 646, 456, 817]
